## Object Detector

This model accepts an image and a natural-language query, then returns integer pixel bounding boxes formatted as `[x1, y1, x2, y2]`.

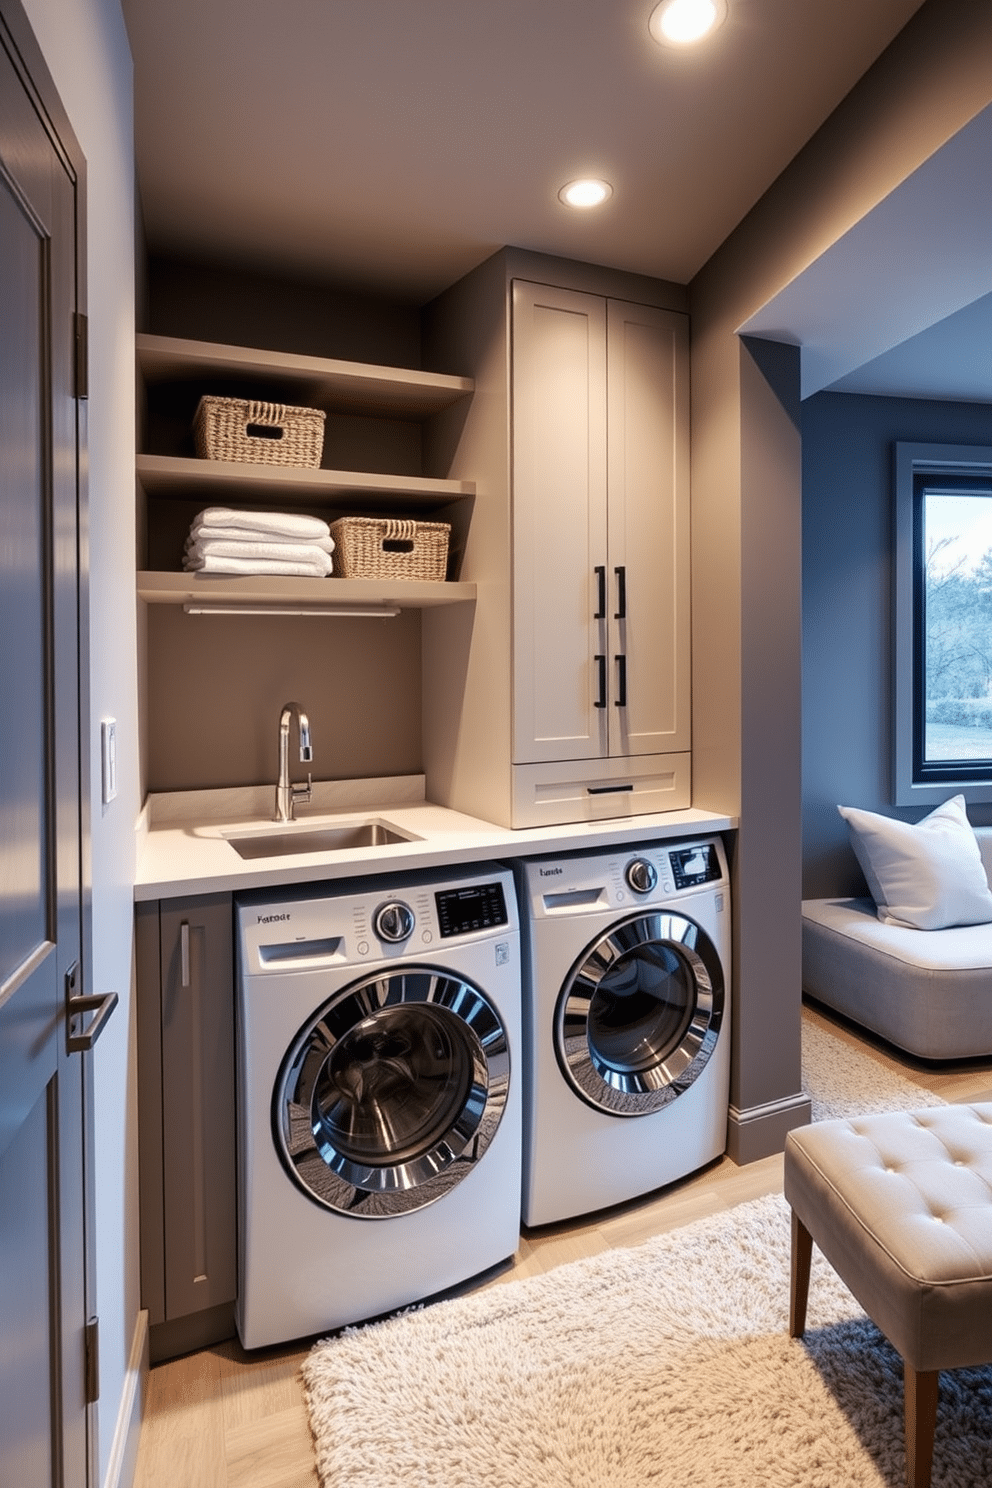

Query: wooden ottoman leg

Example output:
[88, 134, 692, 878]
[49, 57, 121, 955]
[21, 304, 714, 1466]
[904, 1364, 939, 1488]
[790, 1209, 813, 1339]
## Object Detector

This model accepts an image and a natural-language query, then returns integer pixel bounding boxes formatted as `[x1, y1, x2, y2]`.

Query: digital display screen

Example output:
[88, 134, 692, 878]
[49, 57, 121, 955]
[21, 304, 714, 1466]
[435, 883, 508, 938]
[669, 843, 720, 890]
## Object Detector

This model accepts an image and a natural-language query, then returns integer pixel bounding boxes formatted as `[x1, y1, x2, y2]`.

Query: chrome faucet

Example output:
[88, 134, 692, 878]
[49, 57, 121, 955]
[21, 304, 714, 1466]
[274, 701, 313, 822]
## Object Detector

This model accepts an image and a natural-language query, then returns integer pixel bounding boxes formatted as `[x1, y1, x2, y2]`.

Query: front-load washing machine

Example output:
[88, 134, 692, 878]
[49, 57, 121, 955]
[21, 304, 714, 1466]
[234, 862, 521, 1349]
[518, 837, 730, 1227]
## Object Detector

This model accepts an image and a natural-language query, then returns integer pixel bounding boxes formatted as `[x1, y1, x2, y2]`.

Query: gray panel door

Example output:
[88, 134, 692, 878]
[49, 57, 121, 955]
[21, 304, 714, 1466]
[0, 13, 93, 1488]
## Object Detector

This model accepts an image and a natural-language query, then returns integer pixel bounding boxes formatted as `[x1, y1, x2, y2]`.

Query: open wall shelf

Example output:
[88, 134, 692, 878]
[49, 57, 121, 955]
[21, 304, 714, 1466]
[136, 333, 474, 418]
[137, 453, 473, 508]
[137, 571, 476, 610]
[136, 331, 477, 588]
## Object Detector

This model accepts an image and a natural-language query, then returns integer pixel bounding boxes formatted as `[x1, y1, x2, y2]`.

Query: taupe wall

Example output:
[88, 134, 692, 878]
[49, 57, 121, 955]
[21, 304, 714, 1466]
[145, 608, 422, 792]
[689, 0, 992, 1161]
[144, 256, 421, 365]
[737, 339, 804, 1139]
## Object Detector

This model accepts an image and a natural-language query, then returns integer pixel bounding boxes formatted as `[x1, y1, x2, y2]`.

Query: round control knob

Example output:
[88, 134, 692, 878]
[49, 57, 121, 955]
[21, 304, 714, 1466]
[625, 858, 658, 895]
[373, 900, 415, 943]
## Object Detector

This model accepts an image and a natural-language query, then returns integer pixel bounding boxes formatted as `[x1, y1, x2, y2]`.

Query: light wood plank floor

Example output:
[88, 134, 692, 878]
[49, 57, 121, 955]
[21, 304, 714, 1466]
[132, 1002, 992, 1488]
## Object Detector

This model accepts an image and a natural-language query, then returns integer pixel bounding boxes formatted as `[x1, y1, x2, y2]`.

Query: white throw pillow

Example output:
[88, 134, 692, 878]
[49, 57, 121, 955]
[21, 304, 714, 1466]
[837, 794, 992, 931]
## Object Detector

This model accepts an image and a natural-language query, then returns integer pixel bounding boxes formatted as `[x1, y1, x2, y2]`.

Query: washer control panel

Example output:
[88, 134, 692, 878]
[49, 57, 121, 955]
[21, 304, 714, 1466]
[237, 864, 518, 974]
[624, 858, 658, 895]
[373, 900, 416, 943]
[668, 842, 723, 891]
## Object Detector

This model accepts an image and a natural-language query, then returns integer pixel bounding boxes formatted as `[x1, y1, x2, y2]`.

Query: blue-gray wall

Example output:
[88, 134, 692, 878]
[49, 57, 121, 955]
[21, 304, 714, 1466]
[802, 391, 992, 899]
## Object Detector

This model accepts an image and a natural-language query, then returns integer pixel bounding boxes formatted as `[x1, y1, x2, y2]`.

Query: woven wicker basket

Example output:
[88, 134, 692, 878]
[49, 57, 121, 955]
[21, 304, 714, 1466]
[193, 395, 325, 468]
[329, 516, 450, 582]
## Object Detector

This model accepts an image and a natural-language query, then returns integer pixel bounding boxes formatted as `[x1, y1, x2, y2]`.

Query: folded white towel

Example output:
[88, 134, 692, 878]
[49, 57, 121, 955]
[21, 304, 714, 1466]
[192, 507, 330, 540]
[190, 526, 335, 553]
[183, 552, 332, 578]
[184, 536, 334, 572]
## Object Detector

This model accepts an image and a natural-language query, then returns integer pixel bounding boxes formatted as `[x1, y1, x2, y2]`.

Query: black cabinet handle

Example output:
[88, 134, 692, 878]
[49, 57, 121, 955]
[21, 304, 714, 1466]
[594, 654, 607, 708]
[593, 566, 606, 620]
[615, 653, 627, 707]
[614, 565, 627, 620]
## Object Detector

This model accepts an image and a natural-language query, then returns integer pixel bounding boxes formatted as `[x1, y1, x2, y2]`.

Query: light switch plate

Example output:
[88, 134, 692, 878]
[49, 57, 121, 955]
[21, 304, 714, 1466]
[101, 718, 117, 804]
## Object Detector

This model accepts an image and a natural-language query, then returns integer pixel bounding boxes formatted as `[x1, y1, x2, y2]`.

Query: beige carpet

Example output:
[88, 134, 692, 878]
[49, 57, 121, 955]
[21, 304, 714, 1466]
[302, 1191, 992, 1486]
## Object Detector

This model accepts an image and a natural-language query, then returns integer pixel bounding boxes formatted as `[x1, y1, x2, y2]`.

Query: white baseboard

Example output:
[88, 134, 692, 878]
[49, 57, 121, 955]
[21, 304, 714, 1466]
[103, 1309, 149, 1488]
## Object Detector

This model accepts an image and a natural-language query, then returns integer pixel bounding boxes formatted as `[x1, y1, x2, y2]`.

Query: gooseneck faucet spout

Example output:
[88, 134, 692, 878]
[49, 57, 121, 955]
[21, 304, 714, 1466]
[274, 701, 313, 822]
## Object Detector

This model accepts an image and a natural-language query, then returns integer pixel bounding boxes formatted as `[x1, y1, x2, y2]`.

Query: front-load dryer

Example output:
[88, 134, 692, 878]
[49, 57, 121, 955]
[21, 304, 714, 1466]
[518, 837, 730, 1227]
[234, 862, 521, 1349]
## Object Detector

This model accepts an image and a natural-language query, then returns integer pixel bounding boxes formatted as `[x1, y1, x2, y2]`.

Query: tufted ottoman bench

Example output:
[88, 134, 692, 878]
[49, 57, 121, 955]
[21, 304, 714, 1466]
[784, 1104, 992, 1488]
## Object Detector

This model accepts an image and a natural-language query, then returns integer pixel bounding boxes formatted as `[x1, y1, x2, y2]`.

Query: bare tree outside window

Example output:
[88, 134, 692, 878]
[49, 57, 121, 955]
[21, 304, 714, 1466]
[923, 492, 992, 763]
[894, 444, 992, 807]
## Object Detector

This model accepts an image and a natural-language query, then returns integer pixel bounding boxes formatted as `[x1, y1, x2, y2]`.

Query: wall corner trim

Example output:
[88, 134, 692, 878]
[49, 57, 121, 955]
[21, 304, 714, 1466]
[727, 1092, 811, 1165]
[102, 1309, 148, 1488]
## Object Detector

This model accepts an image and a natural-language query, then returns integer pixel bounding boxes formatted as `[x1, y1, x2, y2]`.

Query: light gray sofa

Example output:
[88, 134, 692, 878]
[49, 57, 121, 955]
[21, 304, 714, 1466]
[802, 826, 992, 1060]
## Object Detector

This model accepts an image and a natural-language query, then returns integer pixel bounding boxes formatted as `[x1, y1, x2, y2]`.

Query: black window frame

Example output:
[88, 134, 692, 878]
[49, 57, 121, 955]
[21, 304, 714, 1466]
[894, 442, 992, 806]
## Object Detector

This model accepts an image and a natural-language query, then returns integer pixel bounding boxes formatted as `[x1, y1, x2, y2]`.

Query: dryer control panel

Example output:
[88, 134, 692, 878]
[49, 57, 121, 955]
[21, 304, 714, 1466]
[525, 835, 728, 920]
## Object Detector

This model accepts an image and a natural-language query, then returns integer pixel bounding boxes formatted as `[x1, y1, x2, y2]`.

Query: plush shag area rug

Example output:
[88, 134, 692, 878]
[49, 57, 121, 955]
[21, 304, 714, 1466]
[302, 1014, 958, 1485]
[801, 1004, 946, 1122]
[302, 1191, 992, 1486]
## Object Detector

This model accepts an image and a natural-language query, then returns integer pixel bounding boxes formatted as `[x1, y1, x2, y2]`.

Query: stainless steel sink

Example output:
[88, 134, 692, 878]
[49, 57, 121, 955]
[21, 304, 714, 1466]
[225, 822, 419, 860]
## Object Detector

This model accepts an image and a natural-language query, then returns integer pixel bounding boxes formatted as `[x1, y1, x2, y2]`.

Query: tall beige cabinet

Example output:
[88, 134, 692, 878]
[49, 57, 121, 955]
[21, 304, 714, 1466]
[423, 250, 691, 829]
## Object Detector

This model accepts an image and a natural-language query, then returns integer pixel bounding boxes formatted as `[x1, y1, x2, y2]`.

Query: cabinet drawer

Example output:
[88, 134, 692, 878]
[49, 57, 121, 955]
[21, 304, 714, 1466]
[510, 753, 691, 828]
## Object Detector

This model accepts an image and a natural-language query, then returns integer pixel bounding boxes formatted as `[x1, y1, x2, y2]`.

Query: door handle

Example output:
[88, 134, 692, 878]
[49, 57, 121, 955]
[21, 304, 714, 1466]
[593, 566, 606, 621]
[615, 653, 628, 708]
[594, 654, 607, 708]
[66, 962, 119, 1053]
[614, 566, 627, 620]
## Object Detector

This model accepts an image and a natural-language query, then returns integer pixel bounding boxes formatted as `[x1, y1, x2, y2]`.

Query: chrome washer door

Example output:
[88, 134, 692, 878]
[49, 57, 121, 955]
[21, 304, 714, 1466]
[275, 966, 510, 1217]
[555, 911, 724, 1117]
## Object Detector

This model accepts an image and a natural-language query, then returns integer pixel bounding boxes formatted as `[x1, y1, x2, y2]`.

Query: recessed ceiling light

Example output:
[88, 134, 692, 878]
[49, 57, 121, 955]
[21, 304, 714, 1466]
[649, 0, 727, 46]
[558, 178, 613, 209]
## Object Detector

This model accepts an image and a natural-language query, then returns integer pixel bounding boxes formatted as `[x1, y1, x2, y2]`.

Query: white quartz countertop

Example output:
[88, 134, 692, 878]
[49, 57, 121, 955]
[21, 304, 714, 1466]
[133, 776, 736, 901]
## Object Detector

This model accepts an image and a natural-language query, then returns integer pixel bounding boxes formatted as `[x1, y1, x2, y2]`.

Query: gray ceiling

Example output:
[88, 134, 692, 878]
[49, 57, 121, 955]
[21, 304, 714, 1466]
[120, 0, 991, 403]
[121, 0, 925, 299]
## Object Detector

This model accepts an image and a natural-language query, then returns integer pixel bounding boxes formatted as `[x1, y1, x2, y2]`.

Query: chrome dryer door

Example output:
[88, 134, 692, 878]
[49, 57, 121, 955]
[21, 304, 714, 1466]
[555, 911, 724, 1116]
[275, 966, 510, 1217]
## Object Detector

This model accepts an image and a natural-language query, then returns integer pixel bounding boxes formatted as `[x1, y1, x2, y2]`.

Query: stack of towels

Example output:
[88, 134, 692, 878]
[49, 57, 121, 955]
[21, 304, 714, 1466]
[183, 507, 335, 577]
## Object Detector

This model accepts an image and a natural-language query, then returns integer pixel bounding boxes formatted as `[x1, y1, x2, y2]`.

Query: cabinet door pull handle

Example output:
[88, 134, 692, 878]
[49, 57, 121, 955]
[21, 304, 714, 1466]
[593, 566, 606, 620]
[180, 921, 191, 988]
[615, 653, 627, 708]
[614, 565, 627, 620]
[594, 654, 607, 708]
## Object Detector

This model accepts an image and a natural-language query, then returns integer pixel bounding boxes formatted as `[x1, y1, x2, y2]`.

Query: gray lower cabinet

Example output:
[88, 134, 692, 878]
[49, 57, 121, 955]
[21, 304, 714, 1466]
[136, 892, 237, 1361]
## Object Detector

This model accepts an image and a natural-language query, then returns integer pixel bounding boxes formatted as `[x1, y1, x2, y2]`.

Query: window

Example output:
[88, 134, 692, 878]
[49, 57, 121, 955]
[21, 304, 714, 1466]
[895, 443, 992, 806]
